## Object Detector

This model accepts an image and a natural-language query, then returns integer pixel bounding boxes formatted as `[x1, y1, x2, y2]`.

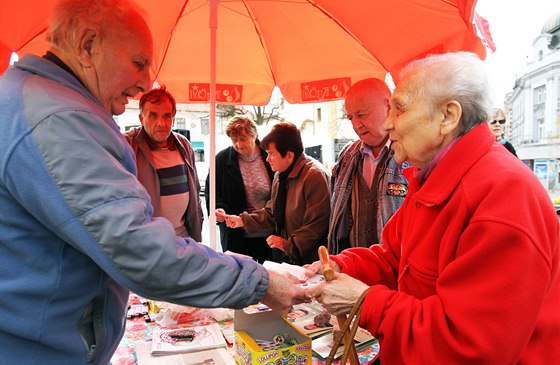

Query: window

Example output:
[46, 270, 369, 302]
[534, 85, 546, 104]
[201, 118, 209, 134]
[175, 117, 186, 129]
[537, 118, 545, 140]
[532, 85, 546, 142]
[194, 149, 205, 163]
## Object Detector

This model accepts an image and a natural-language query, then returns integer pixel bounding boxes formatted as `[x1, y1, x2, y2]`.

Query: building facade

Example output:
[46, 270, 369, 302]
[505, 12, 560, 193]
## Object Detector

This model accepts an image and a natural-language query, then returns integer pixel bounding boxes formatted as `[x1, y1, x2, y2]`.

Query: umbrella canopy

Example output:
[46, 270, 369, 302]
[1, 0, 491, 105]
[0, 0, 493, 247]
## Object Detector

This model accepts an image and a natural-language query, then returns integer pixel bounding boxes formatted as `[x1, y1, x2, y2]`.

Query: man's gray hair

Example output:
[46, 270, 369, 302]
[48, 0, 146, 52]
[399, 52, 493, 136]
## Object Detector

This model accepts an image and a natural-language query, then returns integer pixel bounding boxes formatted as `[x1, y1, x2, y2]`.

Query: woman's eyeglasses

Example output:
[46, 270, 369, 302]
[490, 119, 506, 125]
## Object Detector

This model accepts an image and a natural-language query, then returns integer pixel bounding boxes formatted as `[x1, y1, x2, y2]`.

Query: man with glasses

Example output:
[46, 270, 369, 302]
[489, 107, 517, 157]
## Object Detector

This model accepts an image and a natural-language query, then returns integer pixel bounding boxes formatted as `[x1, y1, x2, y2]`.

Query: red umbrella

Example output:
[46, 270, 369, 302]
[1, 0, 492, 104]
[0, 0, 493, 246]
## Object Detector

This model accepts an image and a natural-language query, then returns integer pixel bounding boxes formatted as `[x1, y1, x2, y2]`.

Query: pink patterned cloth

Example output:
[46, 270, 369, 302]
[111, 294, 379, 364]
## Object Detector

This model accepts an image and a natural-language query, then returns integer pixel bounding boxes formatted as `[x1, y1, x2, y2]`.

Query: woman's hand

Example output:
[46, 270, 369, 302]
[224, 215, 243, 228]
[266, 235, 288, 251]
[306, 273, 369, 316]
[215, 208, 226, 223]
[303, 259, 341, 277]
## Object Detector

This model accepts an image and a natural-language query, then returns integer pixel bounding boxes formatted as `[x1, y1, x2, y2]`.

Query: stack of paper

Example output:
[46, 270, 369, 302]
[137, 341, 234, 365]
[151, 324, 227, 355]
[262, 261, 325, 287]
[285, 301, 377, 360]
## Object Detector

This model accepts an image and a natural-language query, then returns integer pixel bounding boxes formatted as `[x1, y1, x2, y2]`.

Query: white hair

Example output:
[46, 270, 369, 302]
[399, 52, 493, 136]
[47, 0, 146, 52]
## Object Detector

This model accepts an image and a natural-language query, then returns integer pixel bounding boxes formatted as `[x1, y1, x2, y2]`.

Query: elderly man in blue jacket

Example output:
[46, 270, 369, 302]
[0, 1, 305, 364]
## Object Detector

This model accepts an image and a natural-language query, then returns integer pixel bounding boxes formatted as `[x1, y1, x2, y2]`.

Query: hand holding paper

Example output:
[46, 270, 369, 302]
[261, 269, 307, 312]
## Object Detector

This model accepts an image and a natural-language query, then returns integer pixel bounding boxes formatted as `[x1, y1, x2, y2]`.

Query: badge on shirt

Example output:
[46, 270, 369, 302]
[386, 183, 408, 197]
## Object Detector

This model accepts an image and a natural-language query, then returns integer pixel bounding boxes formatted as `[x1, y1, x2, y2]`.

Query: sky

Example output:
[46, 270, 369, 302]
[475, 0, 559, 106]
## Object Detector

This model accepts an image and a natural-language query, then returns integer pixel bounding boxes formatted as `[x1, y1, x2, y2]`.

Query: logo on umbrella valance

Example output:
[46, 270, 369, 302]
[301, 77, 350, 102]
[189, 83, 243, 103]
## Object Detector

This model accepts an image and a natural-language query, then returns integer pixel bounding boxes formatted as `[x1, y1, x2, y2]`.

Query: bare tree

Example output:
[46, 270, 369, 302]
[217, 97, 284, 126]
[252, 98, 284, 125]
[216, 104, 245, 119]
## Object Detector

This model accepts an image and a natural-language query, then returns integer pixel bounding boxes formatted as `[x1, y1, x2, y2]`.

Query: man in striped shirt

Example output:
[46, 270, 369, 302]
[124, 86, 204, 241]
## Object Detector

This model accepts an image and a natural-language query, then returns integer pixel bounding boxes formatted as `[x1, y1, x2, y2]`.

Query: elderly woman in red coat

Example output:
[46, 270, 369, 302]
[305, 52, 559, 364]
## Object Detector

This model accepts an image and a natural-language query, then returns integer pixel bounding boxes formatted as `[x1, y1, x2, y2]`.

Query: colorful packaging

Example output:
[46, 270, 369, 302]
[234, 308, 312, 365]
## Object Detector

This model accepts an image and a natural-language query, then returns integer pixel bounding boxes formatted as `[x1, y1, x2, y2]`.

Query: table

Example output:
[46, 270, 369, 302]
[110, 296, 379, 365]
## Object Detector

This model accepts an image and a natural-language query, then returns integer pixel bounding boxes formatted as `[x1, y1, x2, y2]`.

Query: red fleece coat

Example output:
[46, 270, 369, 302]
[332, 125, 560, 364]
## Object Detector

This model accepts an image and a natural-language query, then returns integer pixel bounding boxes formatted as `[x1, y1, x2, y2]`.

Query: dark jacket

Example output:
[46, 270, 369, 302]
[205, 144, 274, 261]
[328, 140, 408, 254]
[502, 140, 518, 157]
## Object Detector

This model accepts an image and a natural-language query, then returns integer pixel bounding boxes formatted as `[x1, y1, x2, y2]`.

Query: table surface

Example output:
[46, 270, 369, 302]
[110, 296, 379, 365]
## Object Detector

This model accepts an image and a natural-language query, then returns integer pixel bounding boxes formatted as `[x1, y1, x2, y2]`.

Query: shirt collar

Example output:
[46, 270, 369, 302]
[360, 139, 390, 160]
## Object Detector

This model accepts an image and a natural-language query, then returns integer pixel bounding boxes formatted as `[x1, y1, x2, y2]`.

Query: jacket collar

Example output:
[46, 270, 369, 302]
[224, 146, 240, 166]
[287, 153, 309, 179]
[43, 51, 85, 88]
[16, 55, 111, 121]
[405, 124, 494, 206]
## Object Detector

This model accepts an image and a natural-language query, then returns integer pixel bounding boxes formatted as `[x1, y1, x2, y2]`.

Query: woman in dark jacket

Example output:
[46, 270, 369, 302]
[205, 117, 274, 263]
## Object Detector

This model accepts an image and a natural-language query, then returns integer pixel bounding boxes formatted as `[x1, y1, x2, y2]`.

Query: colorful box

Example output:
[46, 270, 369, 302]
[234, 308, 312, 365]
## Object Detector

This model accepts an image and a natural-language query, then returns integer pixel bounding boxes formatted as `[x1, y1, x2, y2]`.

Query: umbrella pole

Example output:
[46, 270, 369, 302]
[208, 0, 218, 251]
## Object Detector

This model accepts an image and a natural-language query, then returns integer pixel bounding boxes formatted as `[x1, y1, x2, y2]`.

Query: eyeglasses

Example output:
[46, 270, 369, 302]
[490, 119, 506, 125]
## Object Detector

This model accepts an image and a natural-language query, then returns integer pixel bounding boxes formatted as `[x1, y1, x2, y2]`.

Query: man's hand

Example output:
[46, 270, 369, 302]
[304, 273, 369, 316]
[260, 269, 307, 312]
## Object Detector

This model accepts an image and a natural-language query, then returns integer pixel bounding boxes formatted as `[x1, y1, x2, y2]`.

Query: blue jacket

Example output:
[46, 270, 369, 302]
[0, 55, 268, 365]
